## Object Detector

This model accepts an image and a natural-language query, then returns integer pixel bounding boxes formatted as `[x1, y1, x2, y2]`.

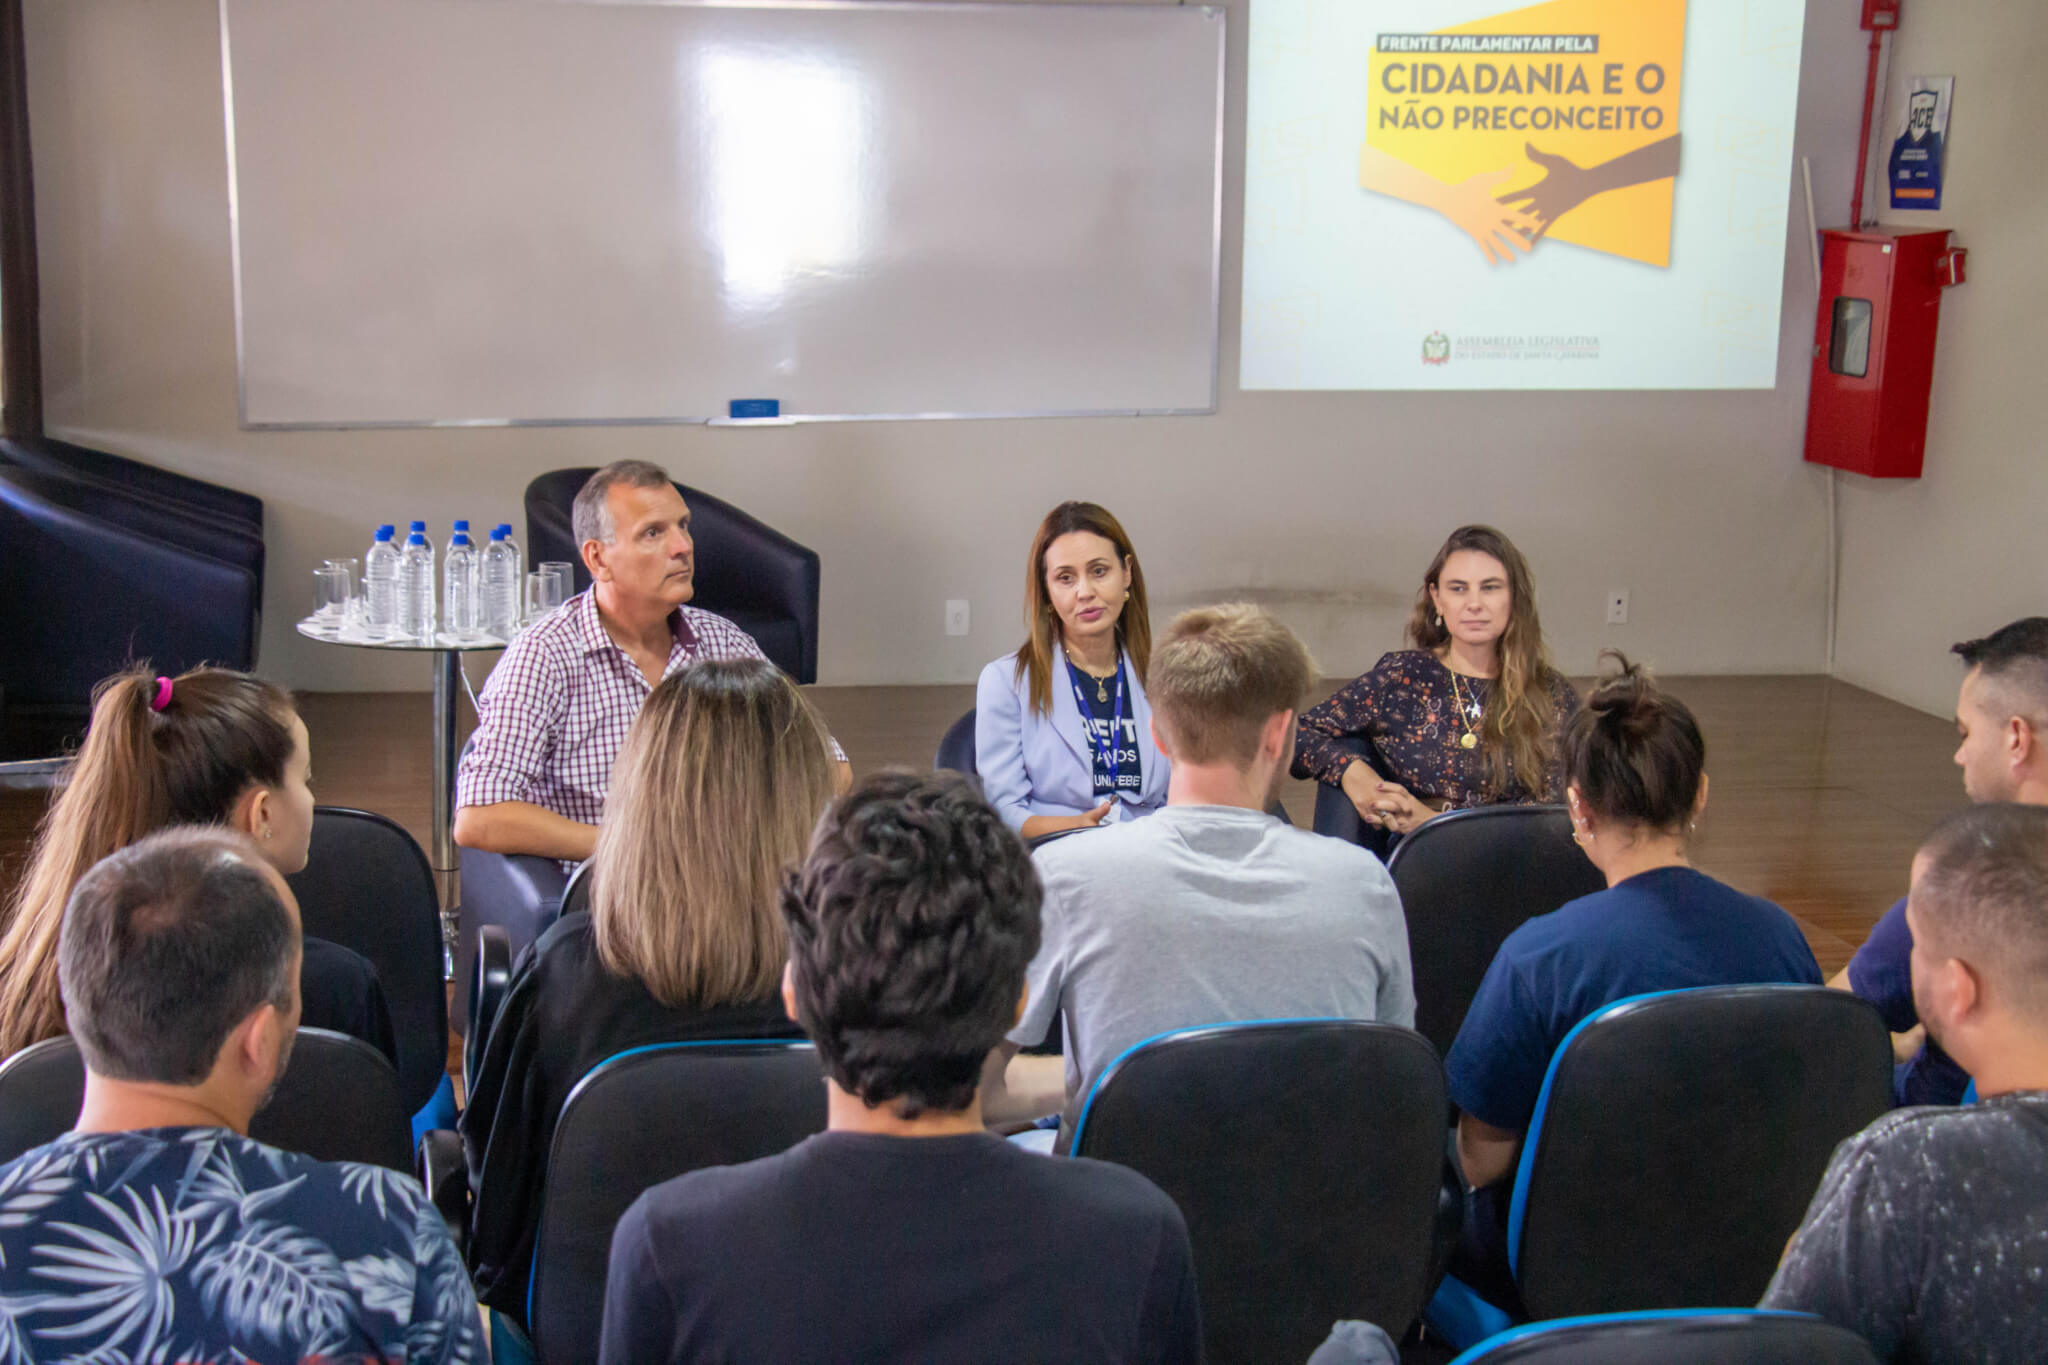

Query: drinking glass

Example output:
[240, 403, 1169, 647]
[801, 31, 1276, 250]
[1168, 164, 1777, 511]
[322, 557, 362, 630]
[526, 570, 567, 624]
[539, 561, 575, 604]
[311, 566, 349, 635]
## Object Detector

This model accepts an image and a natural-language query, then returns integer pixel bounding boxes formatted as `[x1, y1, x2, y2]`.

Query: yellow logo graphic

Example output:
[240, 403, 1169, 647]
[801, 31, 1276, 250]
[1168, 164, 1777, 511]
[1360, 0, 1686, 267]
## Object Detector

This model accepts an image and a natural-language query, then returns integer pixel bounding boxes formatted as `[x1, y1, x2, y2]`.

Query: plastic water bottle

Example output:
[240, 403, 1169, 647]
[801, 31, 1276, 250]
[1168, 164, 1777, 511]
[444, 520, 480, 638]
[364, 525, 401, 639]
[399, 521, 437, 641]
[482, 523, 522, 638]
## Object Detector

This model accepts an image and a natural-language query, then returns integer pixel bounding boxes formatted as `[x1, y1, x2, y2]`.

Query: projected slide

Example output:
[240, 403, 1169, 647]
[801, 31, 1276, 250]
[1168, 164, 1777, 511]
[1242, 0, 1806, 390]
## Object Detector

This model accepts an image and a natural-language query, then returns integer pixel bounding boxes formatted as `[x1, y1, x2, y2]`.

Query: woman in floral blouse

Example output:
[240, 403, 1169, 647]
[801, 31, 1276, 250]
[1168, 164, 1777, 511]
[1294, 525, 1579, 836]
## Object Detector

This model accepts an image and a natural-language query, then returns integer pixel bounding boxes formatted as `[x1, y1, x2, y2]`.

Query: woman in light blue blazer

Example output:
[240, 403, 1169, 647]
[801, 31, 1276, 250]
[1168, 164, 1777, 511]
[976, 501, 1169, 838]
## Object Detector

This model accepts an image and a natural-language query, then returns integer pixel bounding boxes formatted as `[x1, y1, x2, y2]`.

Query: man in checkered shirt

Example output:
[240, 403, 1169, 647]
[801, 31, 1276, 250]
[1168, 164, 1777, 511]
[454, 461, 847, 866]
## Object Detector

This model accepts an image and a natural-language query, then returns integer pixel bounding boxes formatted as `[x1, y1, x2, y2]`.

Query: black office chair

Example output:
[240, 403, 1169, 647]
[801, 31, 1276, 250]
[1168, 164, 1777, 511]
[0, 1028, 414, 1172]
[935, 706, 978, 780]
[1068, 1020, 1446, 1365]
[524, 469, 821, 683]
[1446, 1310, 1879, 1364]
[286, 807, 449, 1115]
[1388, 805, 1606, 1057]
[1426, 986, 1894, 1348]
[527, 1041, 827, 1364]
[0, 465, 262, 760]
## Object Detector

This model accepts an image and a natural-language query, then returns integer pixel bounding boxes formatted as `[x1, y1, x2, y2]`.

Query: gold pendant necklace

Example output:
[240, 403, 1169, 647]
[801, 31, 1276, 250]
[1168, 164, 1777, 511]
[1066, 646, 1111, 703]
[1450, 671, 1481, 749]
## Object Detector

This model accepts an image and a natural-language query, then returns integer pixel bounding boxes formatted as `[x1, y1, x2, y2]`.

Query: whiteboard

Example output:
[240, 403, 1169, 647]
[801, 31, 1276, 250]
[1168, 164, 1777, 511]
[221, 0, 1225, 427]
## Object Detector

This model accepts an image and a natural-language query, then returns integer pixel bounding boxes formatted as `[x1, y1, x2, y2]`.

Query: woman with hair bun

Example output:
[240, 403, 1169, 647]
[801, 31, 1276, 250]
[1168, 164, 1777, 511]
[1442, 653, 1822, 1215]
[1293, 525, 1579, 838]
[0, 665, 393, 1063]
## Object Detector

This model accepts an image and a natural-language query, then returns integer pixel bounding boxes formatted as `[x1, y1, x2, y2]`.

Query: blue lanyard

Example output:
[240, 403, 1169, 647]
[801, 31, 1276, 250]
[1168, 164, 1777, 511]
[1066, 656, 1125, 788]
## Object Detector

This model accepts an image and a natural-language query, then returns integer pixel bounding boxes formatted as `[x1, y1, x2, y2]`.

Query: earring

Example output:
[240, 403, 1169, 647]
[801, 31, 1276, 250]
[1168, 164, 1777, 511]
[261, 826, 273, 841]
[1434, 613, 1444, 629]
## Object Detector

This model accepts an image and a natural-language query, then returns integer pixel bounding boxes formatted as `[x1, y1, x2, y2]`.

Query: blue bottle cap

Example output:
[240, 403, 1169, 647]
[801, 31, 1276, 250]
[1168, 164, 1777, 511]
[496, 523, 513, 536]
[489, 526, 507, 540]
[410, 520, 427, 533]
[407, 531, 428, 546]
[375, 525, 394, 540]
[453, 519, 470, 532]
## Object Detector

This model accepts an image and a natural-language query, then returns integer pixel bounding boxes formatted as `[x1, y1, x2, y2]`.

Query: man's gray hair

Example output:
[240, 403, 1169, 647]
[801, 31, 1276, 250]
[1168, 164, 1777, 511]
[572, 461, 674, 547]
[58, 827, 297, 1085]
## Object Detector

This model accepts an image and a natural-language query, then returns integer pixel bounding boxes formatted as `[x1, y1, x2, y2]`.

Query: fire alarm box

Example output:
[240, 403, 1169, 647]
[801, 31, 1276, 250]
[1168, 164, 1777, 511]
[1804, 227, 1952, 480]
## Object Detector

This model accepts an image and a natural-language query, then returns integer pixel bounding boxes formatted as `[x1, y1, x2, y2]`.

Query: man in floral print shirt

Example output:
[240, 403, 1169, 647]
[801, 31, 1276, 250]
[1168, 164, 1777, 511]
[0, 828, 482, 1364]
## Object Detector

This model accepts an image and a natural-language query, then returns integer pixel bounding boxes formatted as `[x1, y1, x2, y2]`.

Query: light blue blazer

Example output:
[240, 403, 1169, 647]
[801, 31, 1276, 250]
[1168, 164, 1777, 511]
[975, 648, 1170, 833]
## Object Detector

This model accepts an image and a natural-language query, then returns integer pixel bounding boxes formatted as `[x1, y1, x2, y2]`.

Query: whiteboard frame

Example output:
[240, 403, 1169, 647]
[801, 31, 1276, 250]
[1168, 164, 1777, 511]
[219, 0, 1227, 431]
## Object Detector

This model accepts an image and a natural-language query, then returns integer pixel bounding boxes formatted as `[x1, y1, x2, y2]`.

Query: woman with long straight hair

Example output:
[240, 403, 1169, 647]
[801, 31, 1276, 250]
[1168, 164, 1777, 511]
[460, 656, 839, 1323]
[1293, 525, 1580, 837]
[0, 665, 392, 1062]
[975, 501, 1169, 840]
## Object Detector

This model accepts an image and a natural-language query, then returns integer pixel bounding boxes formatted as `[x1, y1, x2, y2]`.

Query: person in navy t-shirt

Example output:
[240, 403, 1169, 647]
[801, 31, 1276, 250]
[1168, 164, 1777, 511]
[1448, 656, 1821, 1200]
[1831, 618, 2048, 1108]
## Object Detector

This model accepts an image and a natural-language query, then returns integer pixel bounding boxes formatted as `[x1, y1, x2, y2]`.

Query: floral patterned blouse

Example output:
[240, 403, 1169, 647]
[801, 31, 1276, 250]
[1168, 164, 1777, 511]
[1293, 649, 1581, 809]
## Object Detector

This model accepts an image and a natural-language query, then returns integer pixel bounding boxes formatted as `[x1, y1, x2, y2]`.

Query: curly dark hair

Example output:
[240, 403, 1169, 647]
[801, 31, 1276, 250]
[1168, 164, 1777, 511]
[780, 771, 1042, 1118]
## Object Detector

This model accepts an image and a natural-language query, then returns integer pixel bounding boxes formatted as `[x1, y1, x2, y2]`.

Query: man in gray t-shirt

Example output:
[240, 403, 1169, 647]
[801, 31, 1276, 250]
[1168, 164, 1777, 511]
[982, 605, 1415, 1138]
[1762, 804, 2048, 1364]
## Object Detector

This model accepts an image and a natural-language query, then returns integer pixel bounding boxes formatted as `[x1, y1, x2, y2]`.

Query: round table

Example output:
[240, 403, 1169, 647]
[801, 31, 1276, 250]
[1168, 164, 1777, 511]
[295, 617, 510, 969]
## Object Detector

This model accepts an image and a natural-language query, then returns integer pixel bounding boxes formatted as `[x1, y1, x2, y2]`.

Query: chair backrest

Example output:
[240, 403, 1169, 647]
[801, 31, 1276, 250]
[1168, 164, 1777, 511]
[1449, 1309, 1880, 1364]
[286, 807, 449, 1114]
[464, 925, 515, 1097]
[0, 1028, 415, 1172]
[0, 466, 261, 711]
[530, 1041, 828, 1364]
[1388, 806, 1605, 1056]
[560, 858, 595, 919]
[1069, 1020, 1446, 1365]
[1509, 986, 1894, 1321]
[935, 706, 978, 779]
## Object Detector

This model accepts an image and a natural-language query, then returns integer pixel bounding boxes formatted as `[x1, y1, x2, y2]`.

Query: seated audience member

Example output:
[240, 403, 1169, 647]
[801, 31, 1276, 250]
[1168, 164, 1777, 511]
[0, 666, 394, 1065]
[461, 659, 835, 1320]
[977, 501, 1170, 839]
[599, 772, 1201, 1365]
[1450, 657, 1820, 1190]
[1293, 525, 1579, 837]
[1832, 618, 2048, 1107]
[984, 603, 1415, 1141]
[454, 460, 846, 866]
[0, 828, 482, 1362]
[1764, 802, 2048, 1364]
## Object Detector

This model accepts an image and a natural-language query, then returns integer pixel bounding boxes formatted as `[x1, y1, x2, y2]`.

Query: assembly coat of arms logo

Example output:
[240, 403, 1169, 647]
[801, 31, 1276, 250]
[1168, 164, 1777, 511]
[1422, 331, 1451, 365]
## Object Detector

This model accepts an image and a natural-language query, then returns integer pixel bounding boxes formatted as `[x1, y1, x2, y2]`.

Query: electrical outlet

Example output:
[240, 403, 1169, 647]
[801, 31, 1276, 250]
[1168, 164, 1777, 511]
[1606, 589, 1629, 625]
[945, 599, 970, 636]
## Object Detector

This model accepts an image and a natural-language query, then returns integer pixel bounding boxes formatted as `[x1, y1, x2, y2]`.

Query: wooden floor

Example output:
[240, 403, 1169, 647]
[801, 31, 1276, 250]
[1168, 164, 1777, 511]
[2, 674, 1964, 977]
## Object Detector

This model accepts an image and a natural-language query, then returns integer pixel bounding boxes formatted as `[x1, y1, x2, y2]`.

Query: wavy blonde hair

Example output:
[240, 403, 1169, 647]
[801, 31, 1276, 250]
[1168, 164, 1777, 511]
[1406, 525, 1567, 800]
[590, 659, 838, 1009]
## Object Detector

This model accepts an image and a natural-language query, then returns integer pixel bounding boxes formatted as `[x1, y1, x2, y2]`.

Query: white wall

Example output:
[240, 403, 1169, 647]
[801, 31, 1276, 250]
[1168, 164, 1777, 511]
[1829, 1, 2048, 718]
[28, 0, 1864, 692]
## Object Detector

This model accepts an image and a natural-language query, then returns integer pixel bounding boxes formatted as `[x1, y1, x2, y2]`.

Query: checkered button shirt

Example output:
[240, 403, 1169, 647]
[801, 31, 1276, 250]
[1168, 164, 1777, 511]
[457, 590, 838, 845]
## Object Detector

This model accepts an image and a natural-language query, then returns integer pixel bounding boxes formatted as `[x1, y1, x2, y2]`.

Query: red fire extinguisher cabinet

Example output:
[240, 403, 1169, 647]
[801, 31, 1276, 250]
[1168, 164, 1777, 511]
[1803, 226, 1950, 479]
